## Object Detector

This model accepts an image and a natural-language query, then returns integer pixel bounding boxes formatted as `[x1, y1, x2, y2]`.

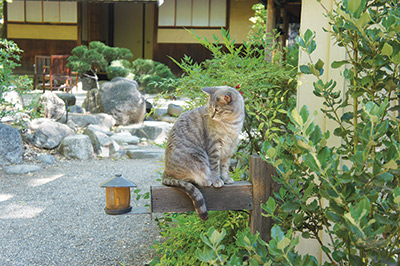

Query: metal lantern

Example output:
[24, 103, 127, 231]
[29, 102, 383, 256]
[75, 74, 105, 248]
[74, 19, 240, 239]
[100, 174, 137, 215]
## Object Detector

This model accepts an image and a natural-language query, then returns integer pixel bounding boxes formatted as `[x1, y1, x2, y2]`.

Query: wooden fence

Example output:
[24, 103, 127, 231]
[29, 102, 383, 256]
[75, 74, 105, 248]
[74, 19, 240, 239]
[149, 155, 277, 241]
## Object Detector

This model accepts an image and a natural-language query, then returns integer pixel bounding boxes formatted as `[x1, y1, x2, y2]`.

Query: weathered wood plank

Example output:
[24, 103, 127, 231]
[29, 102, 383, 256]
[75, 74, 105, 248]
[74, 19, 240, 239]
[249, 155, 274, 242]
[151, 181, 253, 213]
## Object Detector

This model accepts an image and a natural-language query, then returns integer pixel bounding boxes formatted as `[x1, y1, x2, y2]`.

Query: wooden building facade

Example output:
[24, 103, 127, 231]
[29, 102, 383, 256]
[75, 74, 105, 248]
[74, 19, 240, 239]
[4, 0, 301, 75]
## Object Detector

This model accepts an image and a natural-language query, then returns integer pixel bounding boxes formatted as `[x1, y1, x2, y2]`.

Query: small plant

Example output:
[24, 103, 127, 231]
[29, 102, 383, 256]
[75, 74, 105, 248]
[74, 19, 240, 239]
[67, 41, 133, 89]
[196, 226, 318, 265]
[0, 38, 32, 120]
[150, 211, 249, 266]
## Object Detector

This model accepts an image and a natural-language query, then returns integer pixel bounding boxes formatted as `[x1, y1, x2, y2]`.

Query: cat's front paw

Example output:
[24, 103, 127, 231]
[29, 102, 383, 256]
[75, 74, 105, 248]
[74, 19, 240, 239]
[213, 179, 224, 188]
[203, 179, 213, 187]
[223, 177, 234, 184]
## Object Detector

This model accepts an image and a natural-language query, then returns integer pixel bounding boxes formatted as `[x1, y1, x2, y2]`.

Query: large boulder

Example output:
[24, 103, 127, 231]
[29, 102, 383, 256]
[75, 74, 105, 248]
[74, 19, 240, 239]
[0, 124, 23, 166]
[83, 78, 146, 125]
[58, 135, 95, 160]
[28, 118, 75, 149]
[40, 92, 66, 121]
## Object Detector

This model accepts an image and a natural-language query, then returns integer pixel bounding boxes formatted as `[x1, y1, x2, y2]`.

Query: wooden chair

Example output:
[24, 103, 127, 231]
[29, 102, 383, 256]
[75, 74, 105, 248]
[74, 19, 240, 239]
[33, 55, 51, 90]
[42, 55, 75, 93]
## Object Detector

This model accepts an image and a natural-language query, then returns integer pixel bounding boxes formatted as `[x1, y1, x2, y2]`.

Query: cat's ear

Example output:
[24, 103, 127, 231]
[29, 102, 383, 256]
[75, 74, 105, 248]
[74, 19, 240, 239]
[202, 87, 217, 95]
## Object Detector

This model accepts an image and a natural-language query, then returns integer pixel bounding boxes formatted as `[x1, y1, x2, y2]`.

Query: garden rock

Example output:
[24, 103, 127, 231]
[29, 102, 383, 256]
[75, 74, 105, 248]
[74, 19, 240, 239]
[0, 112, 30, 124]
[57, 93, 76, 107]
[159, 116, 177, 124]
[69, 105, 85, 114]
[68, 113, 116, 131]
[87, 124, 113, 136]
[83, 125, 120, 157]
[154, 108, 168, 119]
[40, 92, 66, 121]
[2, 164, 42, 174]
[127, 121, 172, 144]
[28, 118, 75, 149]
[0, 124, 23, 166]
[126, 150, 162, 160]
[97, 139, 121, 158]
[3, 90, 24, 110]
[37, 154, 57, 165]
[167, 103, 183, 117]
[58, 135, 95, 160]
[82, 88, 101, 113]
[99, 78, 146, 125]
[110, 132, 140, 145]
[80, 75, 98, 91]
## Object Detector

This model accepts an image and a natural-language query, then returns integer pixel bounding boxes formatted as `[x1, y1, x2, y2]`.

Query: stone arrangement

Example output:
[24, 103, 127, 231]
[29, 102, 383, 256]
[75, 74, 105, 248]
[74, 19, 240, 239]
[0, 77, 184, 175]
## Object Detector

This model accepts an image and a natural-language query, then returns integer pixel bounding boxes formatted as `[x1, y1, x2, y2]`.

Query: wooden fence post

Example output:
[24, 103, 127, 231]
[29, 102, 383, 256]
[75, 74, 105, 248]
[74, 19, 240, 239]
[249, 155, 275, 242]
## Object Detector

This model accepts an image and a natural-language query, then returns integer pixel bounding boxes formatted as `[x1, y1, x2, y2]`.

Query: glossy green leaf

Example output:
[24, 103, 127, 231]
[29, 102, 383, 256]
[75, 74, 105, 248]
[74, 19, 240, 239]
[332, 251, 346, 262]
[382, 43, 393, 57]
[357, 11, 370, 28]
[331, 60, 349, 68]
[300, 65, 312, 74]
[348, 0, 362, 14]
[281, 201, 301, 212]
[290, 108, 303, 126]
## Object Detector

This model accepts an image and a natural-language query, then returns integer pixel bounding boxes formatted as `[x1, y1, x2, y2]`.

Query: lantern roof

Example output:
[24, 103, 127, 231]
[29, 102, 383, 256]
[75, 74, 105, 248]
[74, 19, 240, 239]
[100, 174, 137, 188]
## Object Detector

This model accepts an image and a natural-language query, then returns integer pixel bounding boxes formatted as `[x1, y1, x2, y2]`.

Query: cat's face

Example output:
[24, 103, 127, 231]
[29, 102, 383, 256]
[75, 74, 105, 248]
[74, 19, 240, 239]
[202, 86, 244, 120]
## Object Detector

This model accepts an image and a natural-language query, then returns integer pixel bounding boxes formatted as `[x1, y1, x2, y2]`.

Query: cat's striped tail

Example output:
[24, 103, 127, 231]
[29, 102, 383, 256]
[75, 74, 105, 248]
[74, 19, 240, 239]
[162, 175, 208, 220]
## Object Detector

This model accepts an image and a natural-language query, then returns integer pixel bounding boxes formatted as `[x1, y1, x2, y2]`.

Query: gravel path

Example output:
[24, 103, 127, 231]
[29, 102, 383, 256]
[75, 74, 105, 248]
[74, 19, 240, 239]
[0, 155, 164, 266]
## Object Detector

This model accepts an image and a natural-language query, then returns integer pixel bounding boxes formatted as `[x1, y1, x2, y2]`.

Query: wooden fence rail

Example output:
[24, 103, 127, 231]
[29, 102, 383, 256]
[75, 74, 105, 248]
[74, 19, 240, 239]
[149, 155, 276, 241]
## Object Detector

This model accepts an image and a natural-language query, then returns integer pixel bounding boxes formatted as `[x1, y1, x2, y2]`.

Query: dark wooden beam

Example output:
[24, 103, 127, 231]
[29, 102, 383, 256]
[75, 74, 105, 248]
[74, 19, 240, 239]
[248, 155, 276, 242]
[150, 181, 253, 213]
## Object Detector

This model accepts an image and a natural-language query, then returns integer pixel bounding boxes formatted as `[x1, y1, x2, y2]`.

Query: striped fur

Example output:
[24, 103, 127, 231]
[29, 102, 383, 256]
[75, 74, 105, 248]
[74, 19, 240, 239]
[162, 86, 245, 220]
[162, 176, 208, 220]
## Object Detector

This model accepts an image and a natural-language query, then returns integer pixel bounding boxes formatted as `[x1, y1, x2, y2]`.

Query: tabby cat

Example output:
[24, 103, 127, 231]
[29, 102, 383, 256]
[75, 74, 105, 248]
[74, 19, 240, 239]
[162, 86, 245, 220]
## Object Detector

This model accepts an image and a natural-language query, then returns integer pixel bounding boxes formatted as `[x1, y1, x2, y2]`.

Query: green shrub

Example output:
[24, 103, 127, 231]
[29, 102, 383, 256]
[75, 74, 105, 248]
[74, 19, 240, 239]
[106, 59, 133, 80]
[192, 1, 400, 265]
[196, 226, 318, 265]
[68, 41, 133, 89]
[150, 211, 249, 266]
[131, 58, 176, 93]
[260, 0, 400, 265]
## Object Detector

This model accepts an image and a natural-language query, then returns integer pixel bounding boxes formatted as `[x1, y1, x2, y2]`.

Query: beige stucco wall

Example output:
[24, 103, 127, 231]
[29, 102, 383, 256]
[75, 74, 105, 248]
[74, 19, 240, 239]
[157, 0, 258, 44]
[7, 24, 78, 40]
[296, 0, 347, 263]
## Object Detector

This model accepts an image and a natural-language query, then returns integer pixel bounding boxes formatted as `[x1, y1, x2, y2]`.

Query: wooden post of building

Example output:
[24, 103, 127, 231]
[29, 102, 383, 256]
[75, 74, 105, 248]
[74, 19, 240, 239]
[249, 155, 275, 242]
[265, 0, 276, 61]
[266, 0, 275, 35]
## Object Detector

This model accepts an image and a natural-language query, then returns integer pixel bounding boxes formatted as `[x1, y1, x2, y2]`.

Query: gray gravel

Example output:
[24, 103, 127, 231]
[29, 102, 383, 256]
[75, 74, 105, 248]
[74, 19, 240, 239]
[0, 156, 164, 266]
